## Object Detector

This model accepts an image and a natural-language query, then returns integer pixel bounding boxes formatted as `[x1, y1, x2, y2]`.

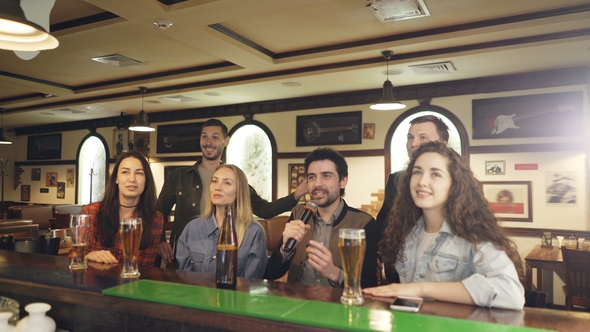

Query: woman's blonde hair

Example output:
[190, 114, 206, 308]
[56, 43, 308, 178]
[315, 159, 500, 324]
[202, 164, 254, 246]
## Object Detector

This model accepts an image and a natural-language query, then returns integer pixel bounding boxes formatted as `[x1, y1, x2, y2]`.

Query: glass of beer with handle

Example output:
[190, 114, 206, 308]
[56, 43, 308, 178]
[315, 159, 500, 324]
[69, 214, 90, 270]
[338, 228, 366, 305]
[120, 218, 143, 278]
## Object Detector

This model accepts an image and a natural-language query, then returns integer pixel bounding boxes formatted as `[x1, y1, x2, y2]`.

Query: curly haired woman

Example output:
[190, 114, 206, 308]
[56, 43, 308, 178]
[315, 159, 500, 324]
[364, 142, 524, 310]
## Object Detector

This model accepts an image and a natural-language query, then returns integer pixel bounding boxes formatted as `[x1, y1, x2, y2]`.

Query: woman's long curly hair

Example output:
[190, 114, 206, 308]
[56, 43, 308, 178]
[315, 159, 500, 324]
[97, 150, 158, 250]
[379, 142, 524, 284]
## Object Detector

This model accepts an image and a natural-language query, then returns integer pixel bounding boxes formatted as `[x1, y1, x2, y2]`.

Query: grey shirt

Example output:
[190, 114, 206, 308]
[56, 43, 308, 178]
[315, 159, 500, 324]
[176, 214, 268, 279]
[298, 199, 345, 287]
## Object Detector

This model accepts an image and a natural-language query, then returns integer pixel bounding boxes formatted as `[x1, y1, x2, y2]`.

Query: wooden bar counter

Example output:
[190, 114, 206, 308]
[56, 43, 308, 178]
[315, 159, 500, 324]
[0, 250, 589, 332]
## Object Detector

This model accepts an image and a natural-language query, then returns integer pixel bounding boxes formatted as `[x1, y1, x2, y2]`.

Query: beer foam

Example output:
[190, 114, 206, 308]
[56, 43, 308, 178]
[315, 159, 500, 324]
[339, 229, 365, 239]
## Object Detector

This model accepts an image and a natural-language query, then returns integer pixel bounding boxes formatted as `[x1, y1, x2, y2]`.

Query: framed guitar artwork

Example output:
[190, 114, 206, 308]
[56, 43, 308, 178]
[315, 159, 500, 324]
[296, 111, 362, 146]
[472, 91, 583, 139]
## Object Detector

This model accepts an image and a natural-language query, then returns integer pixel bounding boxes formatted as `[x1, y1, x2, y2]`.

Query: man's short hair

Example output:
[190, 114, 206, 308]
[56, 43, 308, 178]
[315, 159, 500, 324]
[304, 147, 348, 196]
[410, 115, 450, 142]
[202, 118, 228, 137]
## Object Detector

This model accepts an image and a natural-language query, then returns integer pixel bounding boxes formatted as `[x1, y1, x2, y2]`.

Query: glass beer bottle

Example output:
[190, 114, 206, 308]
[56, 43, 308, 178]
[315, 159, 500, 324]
[216, 205, 238, 289]
[165, 234, 179, 270]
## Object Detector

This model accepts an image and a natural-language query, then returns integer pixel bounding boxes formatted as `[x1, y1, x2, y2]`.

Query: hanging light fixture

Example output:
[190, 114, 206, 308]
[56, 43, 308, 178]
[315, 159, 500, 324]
[129, 87, 155, 132]
[0, 0, 59, 51]
[370, 50, 406, 111]
[0, 109, 12, 145]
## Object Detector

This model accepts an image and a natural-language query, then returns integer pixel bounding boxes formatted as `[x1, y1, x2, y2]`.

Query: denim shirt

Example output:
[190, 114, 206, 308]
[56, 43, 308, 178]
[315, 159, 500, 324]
[395, 217, 524, 310]
[176, 215, 268, 279]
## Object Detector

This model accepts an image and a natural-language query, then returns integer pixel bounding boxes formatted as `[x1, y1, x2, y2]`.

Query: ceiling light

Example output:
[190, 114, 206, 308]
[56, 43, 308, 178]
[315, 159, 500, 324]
[0, 0, 58, 51]
[370, 50, 406, 111]
[129, 87, 155, 132]
[0, 109, 12, 145]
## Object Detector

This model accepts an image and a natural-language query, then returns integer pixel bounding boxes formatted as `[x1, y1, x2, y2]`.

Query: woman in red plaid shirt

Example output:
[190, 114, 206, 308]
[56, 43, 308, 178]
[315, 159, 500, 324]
[82, 150, 164, 266]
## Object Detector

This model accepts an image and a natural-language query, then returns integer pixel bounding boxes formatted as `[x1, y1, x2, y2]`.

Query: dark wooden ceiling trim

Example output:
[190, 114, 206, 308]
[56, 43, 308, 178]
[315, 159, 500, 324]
[74, 62, 235, 91]
[2, 27, 588, 109]
[208, 24, 276, 59]
[0, 70, 73, 91]
[51, 12, 120, 32]
[13, 66, 587, 136]
[278, 4, 590, 58]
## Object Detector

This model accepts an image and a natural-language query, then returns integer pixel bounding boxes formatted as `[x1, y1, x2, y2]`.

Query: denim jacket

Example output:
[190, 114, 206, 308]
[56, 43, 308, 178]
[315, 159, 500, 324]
[395, 217, 524, 310]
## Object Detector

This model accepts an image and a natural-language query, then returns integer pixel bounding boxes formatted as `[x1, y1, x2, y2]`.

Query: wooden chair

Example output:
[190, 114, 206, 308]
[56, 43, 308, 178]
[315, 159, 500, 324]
[0, 238, 60, 256]
[50, 212, 71, 230]
[561, 246, 590, 311]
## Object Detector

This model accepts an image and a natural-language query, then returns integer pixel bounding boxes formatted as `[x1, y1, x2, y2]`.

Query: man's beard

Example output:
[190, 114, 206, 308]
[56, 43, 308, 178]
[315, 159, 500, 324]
[202, 145, 224, 161]
[312, 188, 340, 208]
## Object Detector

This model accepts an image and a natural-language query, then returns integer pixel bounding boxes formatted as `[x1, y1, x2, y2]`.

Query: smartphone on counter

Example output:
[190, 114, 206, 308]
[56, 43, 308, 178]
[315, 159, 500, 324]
[389, 296, 423, 313]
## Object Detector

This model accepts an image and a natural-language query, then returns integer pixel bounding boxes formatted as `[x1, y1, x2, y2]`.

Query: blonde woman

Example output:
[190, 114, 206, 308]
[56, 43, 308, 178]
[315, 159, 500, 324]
[176, 165, 267, 278]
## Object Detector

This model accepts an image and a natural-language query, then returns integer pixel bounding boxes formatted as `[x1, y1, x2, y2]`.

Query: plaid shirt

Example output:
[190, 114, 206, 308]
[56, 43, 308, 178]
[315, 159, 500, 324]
[82, 202, 164, 266]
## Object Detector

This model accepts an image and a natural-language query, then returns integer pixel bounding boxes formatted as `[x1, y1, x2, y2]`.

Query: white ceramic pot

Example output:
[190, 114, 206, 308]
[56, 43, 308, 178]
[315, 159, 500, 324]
[16, 303, 55, 332]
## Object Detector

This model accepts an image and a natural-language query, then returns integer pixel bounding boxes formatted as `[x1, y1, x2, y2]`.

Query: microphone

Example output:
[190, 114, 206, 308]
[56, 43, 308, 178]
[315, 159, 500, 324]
[284, 200, 318, 253]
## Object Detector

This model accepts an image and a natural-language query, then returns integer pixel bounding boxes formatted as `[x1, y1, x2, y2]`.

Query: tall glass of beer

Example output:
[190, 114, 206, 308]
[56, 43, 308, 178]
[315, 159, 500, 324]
[120, 218, 143, 278]
[338, 228, 366, 305]
[69, 214, 90, 270]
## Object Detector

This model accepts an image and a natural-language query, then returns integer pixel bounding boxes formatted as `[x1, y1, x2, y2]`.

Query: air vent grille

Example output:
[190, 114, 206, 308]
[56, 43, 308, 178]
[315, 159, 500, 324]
[367, 0, 431, 22]
[161, 95, 197, 102]
[91, 54, 143, 67]
[410, 62, 455, 75]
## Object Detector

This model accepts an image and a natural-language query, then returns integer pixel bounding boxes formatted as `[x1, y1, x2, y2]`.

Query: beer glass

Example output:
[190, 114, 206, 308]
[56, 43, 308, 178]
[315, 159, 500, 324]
[69, 215, 90, 270]
[338, 228, 366, 306]
[120, 218, 143, 278]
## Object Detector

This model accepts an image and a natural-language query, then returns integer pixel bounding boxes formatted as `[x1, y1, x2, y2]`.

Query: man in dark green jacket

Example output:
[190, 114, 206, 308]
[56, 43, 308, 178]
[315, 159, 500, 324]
[157, 118, 307, 264]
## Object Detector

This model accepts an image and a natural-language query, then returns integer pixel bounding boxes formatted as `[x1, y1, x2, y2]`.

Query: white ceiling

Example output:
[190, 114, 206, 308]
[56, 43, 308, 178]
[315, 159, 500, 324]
[0, 0, 589, 129]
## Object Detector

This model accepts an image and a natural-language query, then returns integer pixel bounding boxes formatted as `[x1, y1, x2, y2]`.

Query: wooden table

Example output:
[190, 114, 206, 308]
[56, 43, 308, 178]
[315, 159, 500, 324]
[524, 245, 563, 292]
[1, 250, 589, 332]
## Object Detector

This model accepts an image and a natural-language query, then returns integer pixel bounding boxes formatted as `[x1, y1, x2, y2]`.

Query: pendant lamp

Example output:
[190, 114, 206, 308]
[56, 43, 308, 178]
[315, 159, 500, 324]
[129, 87, 155, 132]
[0, 0, 59, 51]
[0, 109, 12, 145]
[370, 50, 406, 111]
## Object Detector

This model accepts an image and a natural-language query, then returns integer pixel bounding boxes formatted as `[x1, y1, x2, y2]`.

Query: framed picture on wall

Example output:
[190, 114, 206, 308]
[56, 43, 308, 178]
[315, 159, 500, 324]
[113, 129, 129, 158]
[288, 164, 309, 204]
[57, 182, 65, 199]
[363, 123, 375, 139]
[485, 160, 506, 175]
[296, 111, 362, 146]
[132, 130, 151, 159]
[157, 122, 203, 154]
[21, 185, 30, 202]
[472, 91, 583, 139]
[66, 168, 75, 188]
[46, 172, 58, 187]
[481, 181, 532, 222]
[31, 168, 41, 181]
[27, 134, 62, 160]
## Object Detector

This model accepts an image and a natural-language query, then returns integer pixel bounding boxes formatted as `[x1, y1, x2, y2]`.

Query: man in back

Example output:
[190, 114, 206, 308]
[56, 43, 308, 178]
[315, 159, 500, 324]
[265, 147, 378, 288]
[157, 118, 307, 264]
[375, 115, 449, 283]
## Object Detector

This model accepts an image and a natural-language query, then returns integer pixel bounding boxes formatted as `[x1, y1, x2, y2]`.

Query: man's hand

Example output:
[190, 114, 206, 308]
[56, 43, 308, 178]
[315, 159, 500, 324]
[306, 240, 340, 283]
[281, 219, 310, 252]
[294, 180, 308, 200]
[85, 250, 118, 264]
[158, 241, 174, 264]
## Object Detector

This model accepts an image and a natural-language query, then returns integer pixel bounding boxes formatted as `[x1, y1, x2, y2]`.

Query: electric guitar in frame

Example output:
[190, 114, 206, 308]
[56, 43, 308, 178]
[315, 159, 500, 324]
[486, 104, 575, 135]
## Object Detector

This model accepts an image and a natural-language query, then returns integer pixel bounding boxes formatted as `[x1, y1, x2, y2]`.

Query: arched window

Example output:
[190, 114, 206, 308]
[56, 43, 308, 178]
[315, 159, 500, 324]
[76, 133, 109, 204]
[226, 120, 276, 202]
[384, 103, 469, 179]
